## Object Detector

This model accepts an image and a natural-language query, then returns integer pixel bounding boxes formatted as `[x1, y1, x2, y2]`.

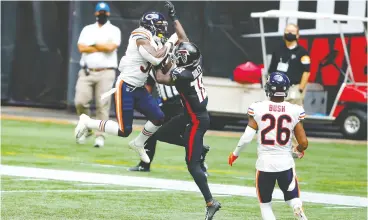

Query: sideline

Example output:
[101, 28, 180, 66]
[1, 114, 366, 144]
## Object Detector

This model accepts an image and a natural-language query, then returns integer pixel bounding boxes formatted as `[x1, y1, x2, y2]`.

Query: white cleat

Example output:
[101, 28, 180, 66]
[75, 114, 91, 143]
[94, 136, 105, 148]
[128, 139, 150, 163]
[294, 206, 308, 220]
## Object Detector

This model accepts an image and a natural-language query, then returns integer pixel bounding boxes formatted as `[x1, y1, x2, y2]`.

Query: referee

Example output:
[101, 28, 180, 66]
[128, 71, 210, 175]
[268, 23, 310, 106]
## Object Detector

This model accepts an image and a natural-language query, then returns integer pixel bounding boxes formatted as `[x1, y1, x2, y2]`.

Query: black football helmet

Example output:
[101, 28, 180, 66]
[171, 42, 201, 68]
[265, 72, 291, 97]
[139, 11, 168, 37]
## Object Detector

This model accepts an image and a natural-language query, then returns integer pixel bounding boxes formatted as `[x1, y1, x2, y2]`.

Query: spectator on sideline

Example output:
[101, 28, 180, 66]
[268, 23, 310, 106]
[74, 2, 121, 147]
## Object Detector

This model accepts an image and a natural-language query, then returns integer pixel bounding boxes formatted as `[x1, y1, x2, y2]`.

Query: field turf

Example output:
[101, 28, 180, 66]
[1, 119, 367, 219]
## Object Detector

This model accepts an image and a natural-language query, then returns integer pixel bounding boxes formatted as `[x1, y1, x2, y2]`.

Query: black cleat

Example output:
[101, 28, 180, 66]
[201, 145, 210, 176]
[205, 199, 221, 220]
[127, 165, 150, 172]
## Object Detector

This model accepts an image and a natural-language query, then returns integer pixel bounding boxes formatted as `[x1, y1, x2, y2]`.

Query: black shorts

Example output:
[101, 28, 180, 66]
[255, 168, 300, 203]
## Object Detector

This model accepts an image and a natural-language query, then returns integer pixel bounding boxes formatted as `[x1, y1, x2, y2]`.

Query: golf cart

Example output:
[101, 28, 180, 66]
[250, 10, 368, 140]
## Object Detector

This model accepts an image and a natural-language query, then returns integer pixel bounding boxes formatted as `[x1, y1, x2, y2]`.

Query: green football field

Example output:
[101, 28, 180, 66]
[1, 119, 367, 219]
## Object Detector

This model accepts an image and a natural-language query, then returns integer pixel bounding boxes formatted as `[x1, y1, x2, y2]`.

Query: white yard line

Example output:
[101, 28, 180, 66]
[74, 183, 110, 186]
[324, 206, 362, 209]
[12, 178, 49, 181]
[80, 163, 117, 168]
[1, 189, 169, 193]
[1, 165, 367, 207]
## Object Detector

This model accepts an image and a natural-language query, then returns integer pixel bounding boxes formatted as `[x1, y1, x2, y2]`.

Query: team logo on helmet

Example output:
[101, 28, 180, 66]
[145, 13, 159, 20]
[176, 50, 190, 64]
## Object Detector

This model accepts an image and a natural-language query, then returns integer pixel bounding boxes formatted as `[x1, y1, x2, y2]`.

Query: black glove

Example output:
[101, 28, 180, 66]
[164, 1, 178, 21]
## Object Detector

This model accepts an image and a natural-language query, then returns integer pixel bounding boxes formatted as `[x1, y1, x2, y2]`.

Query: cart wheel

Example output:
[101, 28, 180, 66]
[340, 109, 367, 140]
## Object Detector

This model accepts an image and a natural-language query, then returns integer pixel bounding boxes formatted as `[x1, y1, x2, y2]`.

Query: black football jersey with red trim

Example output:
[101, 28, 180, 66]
[170, 61, 208, 114]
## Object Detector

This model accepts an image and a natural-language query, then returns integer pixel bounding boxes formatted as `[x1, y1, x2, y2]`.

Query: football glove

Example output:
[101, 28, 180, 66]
[292, 147, 305, 159]
[228, 152, 238, 166]
[164, 1, 178, 21]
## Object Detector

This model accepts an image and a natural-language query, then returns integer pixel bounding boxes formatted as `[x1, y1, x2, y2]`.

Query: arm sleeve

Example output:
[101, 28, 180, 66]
[170, 67, 194, 82]
[233, 126, 257, 156]
[300, 50, 311, 72]
[138, 45, 168, 66]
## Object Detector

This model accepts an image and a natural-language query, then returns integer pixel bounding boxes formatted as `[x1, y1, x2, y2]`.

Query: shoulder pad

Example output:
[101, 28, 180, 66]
[131, 28, 152, 41]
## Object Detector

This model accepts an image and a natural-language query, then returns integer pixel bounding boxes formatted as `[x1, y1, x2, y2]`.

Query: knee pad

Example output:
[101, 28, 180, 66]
[118, 127, 132, 137]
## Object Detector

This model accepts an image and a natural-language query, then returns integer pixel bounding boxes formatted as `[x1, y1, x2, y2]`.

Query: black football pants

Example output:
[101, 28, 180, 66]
[139, 98, 184, 168]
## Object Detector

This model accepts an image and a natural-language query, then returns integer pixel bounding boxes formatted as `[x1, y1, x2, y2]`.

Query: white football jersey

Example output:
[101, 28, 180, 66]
[117, 27, 158, 87]
[248, 100, 306, 172]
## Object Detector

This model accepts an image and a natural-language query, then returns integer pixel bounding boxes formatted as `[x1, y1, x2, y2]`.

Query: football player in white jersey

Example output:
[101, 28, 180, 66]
[228, 72, 308, 220]
[75, 11, 178, 163]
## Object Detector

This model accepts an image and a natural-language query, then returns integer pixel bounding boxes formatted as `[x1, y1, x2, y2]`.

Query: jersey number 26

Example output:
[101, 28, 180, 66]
[261, 114, 292, 146]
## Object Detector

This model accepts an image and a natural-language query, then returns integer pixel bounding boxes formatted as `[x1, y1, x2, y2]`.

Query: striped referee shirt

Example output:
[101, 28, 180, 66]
[148, 70, 179, 101]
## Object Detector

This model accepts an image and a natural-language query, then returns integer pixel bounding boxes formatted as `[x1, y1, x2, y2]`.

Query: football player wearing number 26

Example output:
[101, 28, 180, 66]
[154, 1, 221, 220]
[228, 72, 309, 220]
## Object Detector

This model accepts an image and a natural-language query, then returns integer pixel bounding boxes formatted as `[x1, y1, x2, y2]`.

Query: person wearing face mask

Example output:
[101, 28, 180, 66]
[74, 2, 121, 148]
[268, 23, 310, 153]
[268, 23, 310, 106]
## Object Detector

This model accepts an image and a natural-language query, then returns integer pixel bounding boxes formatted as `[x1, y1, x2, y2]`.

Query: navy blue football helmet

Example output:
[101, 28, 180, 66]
[265, 72, 291, 97]
[140, 11, 168, 37]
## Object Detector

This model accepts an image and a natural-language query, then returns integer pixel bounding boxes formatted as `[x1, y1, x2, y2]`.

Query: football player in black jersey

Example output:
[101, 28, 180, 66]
[150, 2, 221, 219]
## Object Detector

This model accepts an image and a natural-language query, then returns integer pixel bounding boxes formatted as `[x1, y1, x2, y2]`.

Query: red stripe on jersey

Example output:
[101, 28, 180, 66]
[180, 93, 199, 162]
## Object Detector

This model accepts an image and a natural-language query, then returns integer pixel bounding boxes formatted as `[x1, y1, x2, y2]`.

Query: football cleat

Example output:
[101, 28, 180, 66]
[205, 199, 221, 220]
[75, 114, 91, 143]
[294, 206, 308, 220]
[128, 139, 151, 163]
[128, 165, 150, 172]
[77, 129, 94, 144]
[94, 135, 105, 148]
